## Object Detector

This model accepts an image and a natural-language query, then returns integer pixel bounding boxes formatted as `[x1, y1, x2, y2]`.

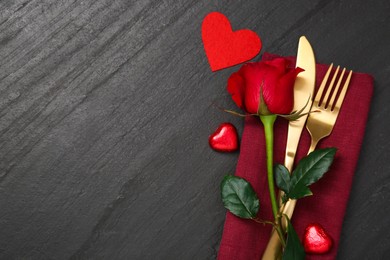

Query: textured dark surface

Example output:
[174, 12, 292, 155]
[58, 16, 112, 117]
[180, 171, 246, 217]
[0, 0, 389, 259]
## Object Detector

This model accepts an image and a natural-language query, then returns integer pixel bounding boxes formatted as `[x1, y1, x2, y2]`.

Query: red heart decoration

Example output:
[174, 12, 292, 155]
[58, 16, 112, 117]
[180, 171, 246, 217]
[209, 123, 239, 152]
[201, 12, 262, 71]
[303, 223, 333, 254]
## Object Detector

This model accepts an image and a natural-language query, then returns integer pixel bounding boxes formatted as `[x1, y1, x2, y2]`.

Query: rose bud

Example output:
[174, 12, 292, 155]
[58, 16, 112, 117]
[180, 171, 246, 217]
[227, 58, 303, 115]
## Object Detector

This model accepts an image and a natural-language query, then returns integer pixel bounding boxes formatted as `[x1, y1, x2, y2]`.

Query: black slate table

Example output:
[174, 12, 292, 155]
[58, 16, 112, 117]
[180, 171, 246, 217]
[1, 1, 389, 259]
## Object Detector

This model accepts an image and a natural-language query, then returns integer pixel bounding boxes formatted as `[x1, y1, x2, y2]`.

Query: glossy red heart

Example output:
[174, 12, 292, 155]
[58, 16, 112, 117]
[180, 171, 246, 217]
[303, 223, 333, 254]
[209, 123, 239, 152]
[201, 12, 262, 71]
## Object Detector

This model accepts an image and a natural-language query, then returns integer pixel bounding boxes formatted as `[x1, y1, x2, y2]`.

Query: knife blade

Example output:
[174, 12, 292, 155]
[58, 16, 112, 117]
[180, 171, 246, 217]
[262, 36, 316, 260]
[281, 36, 316, 218]
[284, 36, 316, 173]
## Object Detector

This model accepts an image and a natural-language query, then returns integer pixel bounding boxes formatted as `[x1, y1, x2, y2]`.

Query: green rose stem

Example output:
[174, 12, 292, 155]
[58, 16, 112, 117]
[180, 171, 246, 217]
[259, 114, 278, 219]
[259, 114, 286, 248]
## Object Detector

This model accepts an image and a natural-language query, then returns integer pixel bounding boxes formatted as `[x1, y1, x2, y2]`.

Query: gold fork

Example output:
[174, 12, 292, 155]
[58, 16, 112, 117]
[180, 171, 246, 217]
[263, 64, 353, 259]
[306, 64, 353, 151]
[282, 64, 353, 220]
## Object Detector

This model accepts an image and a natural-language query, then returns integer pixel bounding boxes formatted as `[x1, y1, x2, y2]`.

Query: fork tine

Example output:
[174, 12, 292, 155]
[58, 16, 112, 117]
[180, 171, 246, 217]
[314, 63, 333, 105]
[328, 67, 346, 109]
[321, 65, 340, 107]
[334, 70, 353, 109]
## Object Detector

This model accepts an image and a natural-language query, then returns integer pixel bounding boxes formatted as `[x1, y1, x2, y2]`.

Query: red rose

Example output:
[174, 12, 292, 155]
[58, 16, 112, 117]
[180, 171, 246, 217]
[227, 58, 303, 115]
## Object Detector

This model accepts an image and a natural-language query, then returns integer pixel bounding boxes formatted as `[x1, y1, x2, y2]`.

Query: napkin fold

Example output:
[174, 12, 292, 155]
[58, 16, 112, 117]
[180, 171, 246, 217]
[218, 53, 374, 260]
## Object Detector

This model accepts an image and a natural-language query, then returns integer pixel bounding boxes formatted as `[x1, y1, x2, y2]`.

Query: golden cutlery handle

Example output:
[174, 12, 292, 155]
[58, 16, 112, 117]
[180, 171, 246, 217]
[261, 233, 283, 260]
[262, 140, 318, 260]
[277, 124, 304, 208]
[261, 201, 298, 260]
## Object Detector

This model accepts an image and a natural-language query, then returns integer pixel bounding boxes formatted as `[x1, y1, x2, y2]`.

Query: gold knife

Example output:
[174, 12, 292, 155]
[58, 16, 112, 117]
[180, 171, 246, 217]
[262, 36, 316, 260]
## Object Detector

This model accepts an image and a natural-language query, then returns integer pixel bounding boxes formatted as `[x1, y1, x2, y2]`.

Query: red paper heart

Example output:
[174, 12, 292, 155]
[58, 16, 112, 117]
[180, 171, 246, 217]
[201, 12, 262, 71]
[209, 123, 239, 152]
[303, 223, 333, 254]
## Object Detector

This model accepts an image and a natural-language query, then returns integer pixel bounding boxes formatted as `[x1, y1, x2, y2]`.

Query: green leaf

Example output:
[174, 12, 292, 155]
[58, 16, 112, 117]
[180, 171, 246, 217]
[283, 217, 305, 260]
[287, 148, 337, 200]
[289, 182, 313, 199]
[220, 175, 260, 219]
[274, 164, 292, 193]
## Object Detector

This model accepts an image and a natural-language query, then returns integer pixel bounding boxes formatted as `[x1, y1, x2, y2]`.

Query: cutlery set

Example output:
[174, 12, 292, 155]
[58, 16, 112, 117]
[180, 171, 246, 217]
[262, 36, 353, 259]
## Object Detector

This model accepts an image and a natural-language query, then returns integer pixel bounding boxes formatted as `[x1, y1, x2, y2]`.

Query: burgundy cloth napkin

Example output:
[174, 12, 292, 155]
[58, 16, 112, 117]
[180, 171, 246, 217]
[218, 53, 374, 260]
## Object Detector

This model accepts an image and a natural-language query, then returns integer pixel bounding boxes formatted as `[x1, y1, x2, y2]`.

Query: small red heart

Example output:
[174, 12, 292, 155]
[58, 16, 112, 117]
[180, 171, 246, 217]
[303, 223, 333, 254]
[201, 12, 262, 71]
[209, 123, 239, 152]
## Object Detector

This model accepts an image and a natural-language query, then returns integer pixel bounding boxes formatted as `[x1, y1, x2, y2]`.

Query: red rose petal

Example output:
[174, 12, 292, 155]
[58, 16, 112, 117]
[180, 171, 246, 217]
[227, 71, 245, 109]
[209, 123, 239, 152]
[226, 58, 303, 115]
